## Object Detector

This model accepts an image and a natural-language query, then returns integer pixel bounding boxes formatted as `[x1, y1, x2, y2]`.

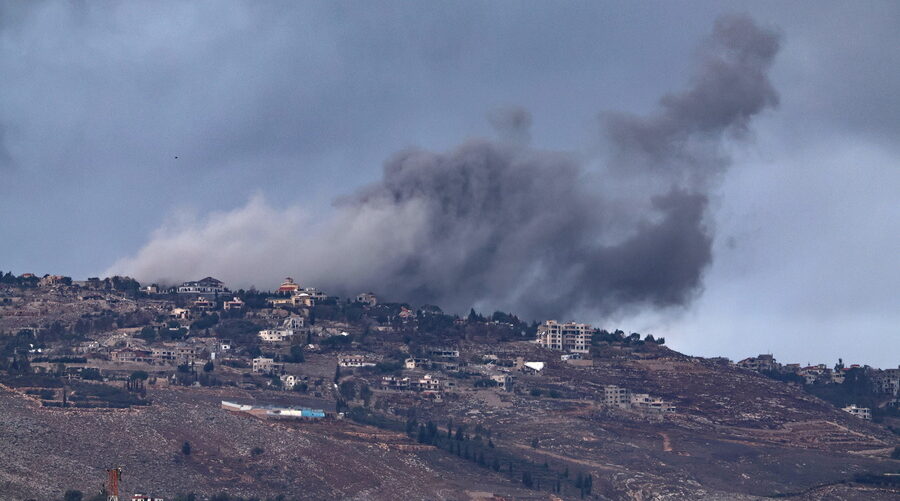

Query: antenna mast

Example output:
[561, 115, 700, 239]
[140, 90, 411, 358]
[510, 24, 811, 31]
[106, 467, 123, 501]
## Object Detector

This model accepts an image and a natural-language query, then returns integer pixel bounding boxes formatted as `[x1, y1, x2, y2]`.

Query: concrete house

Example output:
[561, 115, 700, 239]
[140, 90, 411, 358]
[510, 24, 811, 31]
[356, 292, 378, 306]
[842, 404, 871, 420]
[259, 328, 294, 342]
[252, 357, 284, 375]
[223, 297, 245, 311]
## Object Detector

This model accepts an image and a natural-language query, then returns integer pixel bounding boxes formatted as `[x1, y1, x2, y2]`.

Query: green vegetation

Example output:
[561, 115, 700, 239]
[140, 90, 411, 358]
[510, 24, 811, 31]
[348, 406, 596, 496]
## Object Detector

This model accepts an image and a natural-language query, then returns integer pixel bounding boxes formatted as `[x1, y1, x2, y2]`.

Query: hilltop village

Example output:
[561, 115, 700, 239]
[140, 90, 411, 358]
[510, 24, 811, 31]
[0, 271, 898, 500]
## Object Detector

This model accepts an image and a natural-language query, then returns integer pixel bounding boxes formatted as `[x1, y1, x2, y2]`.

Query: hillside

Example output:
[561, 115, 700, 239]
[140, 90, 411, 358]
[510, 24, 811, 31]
[0, 281, 897, 500]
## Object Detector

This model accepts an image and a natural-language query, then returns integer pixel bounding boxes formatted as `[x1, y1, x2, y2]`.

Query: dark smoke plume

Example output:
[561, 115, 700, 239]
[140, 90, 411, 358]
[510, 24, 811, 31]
[110, 14, 780, 320]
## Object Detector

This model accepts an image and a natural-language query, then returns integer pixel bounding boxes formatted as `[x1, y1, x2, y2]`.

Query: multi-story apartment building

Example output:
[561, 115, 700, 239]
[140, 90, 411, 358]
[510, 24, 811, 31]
[603, 385, 631, 408]
[152, 344, 199, 364]
[537, 320, 592, 353]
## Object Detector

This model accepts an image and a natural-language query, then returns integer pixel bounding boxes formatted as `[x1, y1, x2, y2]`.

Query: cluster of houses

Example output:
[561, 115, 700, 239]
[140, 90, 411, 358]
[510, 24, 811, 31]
[106, 333, 234, 366]
[737, 354, 900, 398]
[737, 354, 900, 420]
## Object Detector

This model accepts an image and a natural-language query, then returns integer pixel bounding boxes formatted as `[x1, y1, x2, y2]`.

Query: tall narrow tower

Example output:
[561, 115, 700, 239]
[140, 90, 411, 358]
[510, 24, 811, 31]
[106, 467, 122, 501]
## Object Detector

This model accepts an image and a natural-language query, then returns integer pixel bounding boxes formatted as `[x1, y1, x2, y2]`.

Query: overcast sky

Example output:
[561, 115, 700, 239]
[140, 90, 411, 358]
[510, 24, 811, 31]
[1, 1, 898, 367]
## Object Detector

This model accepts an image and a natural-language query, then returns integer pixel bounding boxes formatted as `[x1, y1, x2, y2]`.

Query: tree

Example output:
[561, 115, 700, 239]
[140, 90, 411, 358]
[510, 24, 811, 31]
[138, 326, 157, 343]
[64, 490, 84, 501]
[287, 344, 304, 363]
[359, 384, 372, 406]
[203, 361, 214, 372]
[522, 471, 533, 488]
[339, 380, 356, 401]
[182, 441, 192, 455]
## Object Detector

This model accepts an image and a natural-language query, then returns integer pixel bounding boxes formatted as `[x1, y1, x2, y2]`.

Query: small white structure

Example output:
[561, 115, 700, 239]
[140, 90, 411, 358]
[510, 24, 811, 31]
[405, 357, 427, 369]
[169, 308, 190, 320]
[523, 361, 545, 373]
[223, 297, 245, 311]
[132, 495, 164, 501]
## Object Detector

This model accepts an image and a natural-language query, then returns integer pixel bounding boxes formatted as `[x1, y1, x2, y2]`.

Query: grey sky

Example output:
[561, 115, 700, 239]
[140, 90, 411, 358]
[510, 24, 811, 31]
[1, 1, 898, 367]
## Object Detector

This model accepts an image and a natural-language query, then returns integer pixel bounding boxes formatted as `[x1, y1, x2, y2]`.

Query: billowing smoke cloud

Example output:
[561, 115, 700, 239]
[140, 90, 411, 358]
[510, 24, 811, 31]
[107, 14, 780, 320]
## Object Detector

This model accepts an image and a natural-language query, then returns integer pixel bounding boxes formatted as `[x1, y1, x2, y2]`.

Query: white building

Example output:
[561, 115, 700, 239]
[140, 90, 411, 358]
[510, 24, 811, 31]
[537, 320, 592, 353]
[283, 315, 305, 329]
[338, 355, 377, 368]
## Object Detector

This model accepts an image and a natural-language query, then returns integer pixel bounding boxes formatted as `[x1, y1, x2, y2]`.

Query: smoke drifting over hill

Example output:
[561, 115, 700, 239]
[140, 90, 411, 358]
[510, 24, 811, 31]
[108, 15, 780, 320]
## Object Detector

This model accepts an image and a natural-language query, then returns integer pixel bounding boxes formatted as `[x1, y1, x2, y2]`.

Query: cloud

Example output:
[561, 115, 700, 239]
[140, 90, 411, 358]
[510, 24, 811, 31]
[107, 14, 780, 320]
